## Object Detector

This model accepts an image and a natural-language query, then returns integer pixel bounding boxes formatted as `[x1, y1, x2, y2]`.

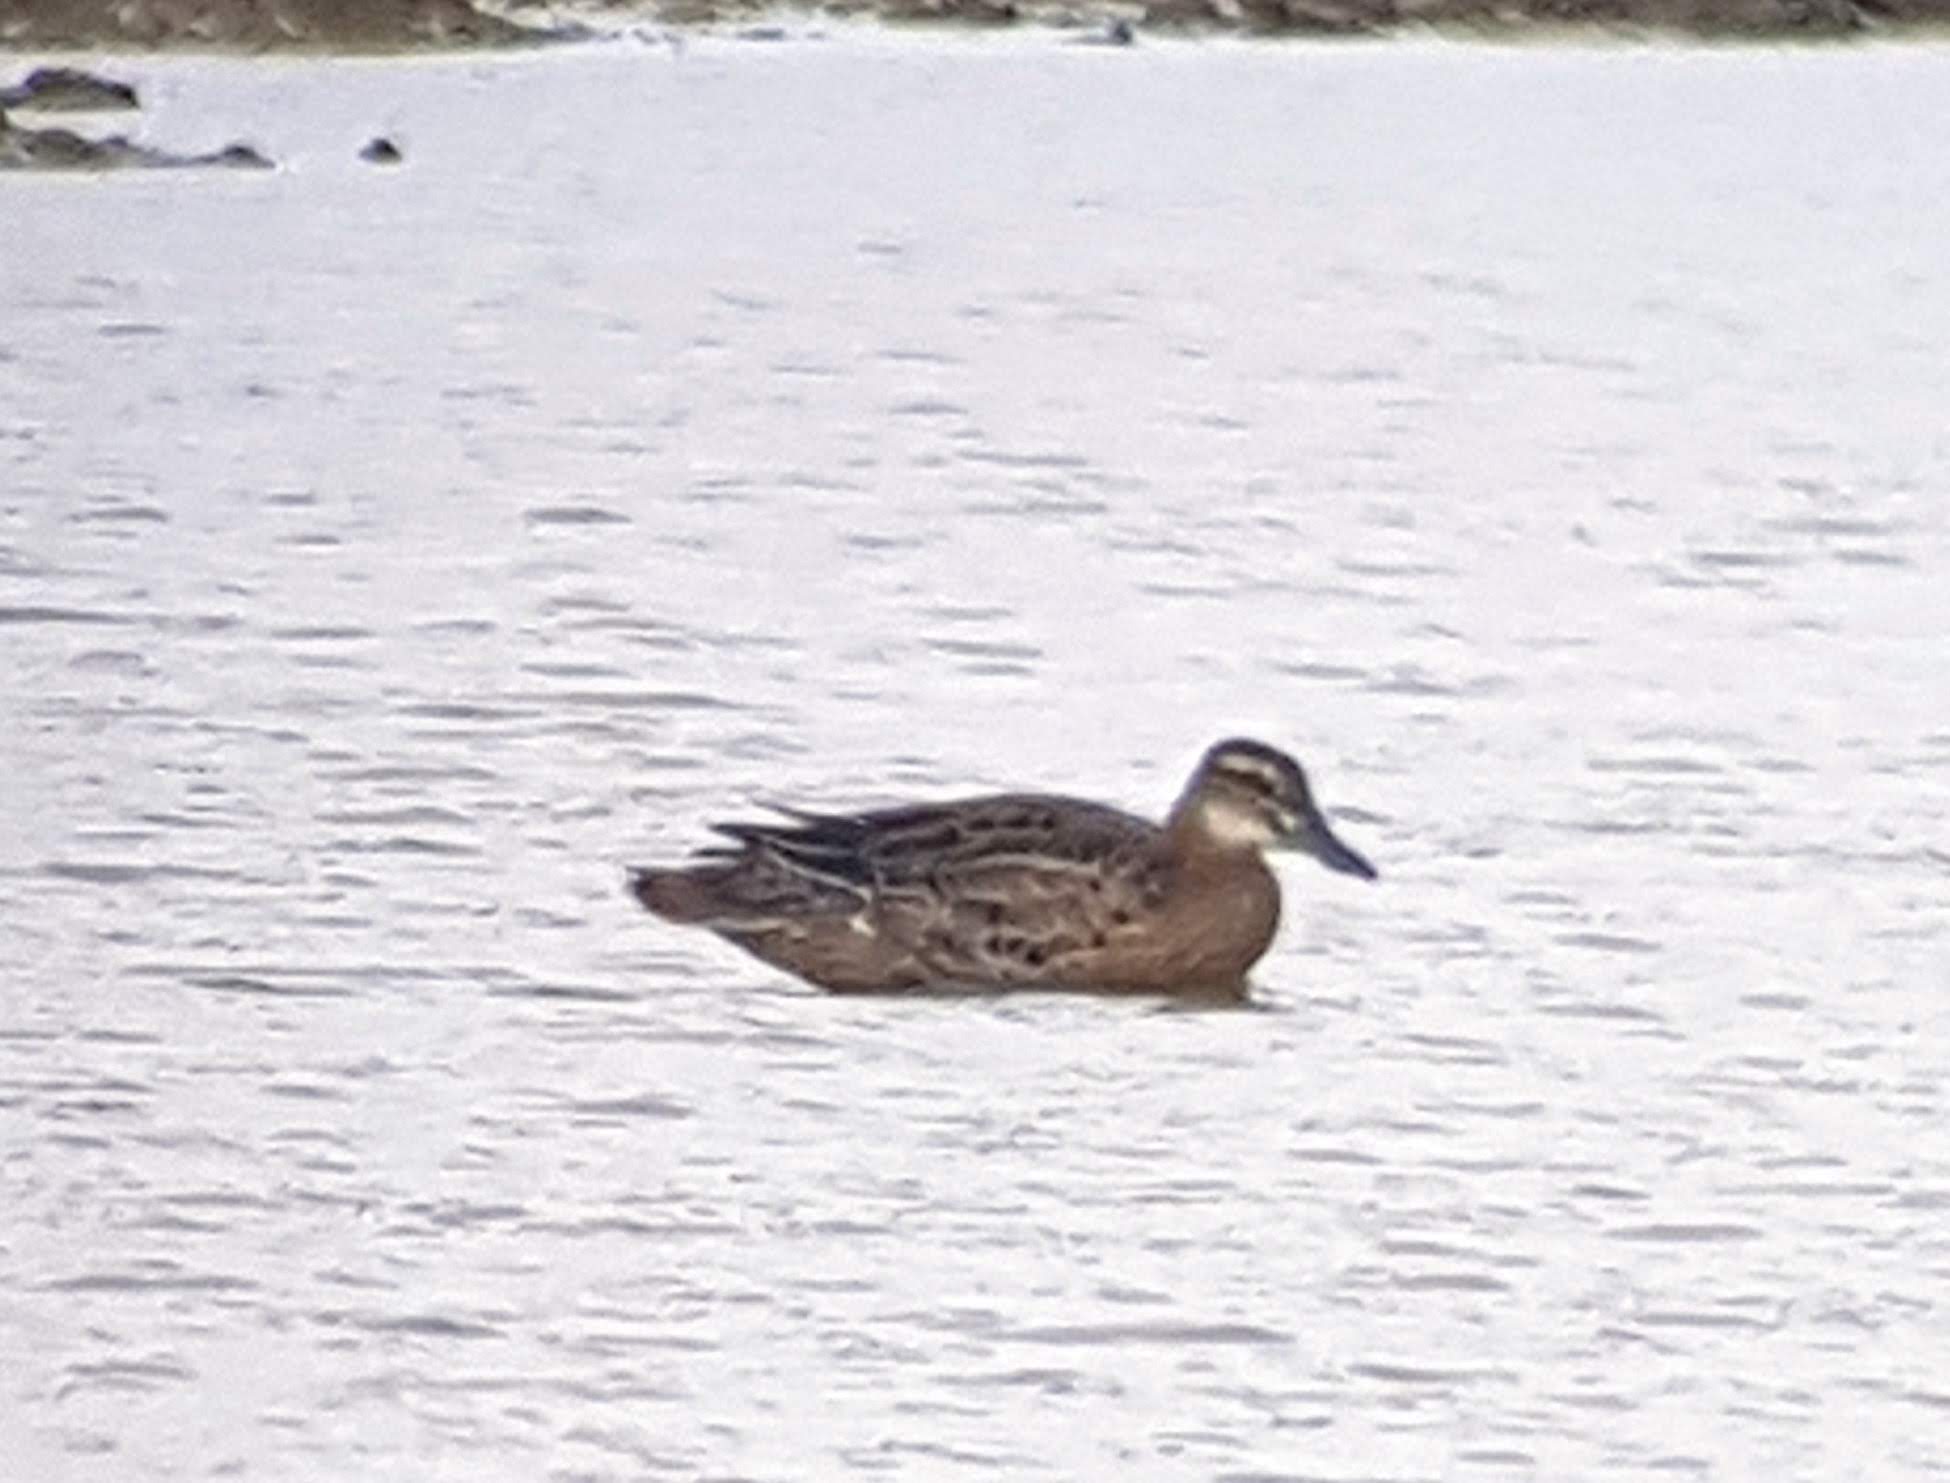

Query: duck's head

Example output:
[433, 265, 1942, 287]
[1175, 738, 1378, 880]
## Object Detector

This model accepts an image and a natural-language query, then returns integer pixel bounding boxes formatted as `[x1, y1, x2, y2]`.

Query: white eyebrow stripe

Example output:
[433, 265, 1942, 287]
[1214, 754, 1285, 789]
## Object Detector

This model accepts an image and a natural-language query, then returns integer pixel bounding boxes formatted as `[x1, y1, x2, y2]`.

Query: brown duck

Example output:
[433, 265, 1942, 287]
[630, 738, 1377, 994]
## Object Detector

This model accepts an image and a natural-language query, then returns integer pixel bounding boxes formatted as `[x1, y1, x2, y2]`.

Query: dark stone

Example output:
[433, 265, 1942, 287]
[0, 67, 139, 112]
[359, 136, 403, 164]
[202, 141, 273, 169]
[1068, 15, 1138, 41]
[0, 115, 274, 172]
[882, 0, 1022, 22]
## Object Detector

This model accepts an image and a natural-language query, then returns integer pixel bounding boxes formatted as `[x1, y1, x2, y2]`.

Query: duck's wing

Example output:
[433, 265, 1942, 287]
[681, 795, 1168, 985]
[722, 793, 1143, 878]
[757, 794, 1164, 985]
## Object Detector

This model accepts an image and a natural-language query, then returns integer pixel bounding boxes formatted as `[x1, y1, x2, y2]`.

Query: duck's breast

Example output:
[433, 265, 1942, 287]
[1142, 852, 1281, 989]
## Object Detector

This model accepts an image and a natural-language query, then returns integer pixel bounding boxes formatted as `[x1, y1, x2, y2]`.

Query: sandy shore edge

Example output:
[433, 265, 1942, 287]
[3, 0, 1948, 50]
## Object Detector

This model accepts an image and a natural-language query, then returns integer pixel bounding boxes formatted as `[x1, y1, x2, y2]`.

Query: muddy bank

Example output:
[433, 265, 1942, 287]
[0, 0, 553, 51]
[615, 0, 1948, 32]
[1, 0, 1946, 47]
[1126, 0, 1949, 33]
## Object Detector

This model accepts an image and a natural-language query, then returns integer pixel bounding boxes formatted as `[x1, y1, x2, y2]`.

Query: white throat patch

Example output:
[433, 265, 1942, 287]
[1196, 795, 1277, 848]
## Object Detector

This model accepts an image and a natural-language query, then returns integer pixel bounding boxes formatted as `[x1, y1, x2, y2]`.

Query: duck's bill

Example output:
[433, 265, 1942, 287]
[1288, 810, 1378, 881]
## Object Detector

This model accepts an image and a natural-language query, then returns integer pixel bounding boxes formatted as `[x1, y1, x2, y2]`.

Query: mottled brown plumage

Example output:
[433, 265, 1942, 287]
[630, 738, 1376, 994]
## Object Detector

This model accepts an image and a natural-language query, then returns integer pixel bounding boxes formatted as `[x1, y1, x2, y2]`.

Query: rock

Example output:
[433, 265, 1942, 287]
[1071, 16, 1138, 39]
[202, 142, 273, 168]
[0, 66, 139, 112]
[0, 119, 142, 169]
[882, 0, 1023, 22]
[1234, 0, 1393, 29]
[359, 135, 403, 164]
[0, 113, 274, 171]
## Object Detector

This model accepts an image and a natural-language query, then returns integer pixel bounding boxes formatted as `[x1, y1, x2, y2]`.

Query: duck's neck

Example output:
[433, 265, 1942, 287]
[1157, 801, 1283, 984]
[1163, 797, 1263, 864]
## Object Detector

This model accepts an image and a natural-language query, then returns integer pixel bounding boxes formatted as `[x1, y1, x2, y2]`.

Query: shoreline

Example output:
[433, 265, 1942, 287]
[3, 0, 1948, 50]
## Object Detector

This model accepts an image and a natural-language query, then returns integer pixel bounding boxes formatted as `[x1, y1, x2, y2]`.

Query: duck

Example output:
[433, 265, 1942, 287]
[629, 739, 1376, 995]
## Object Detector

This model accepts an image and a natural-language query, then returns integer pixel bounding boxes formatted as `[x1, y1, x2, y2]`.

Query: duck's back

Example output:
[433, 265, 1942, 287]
[843, 792, 1157, 881]
[849, 794, 1178, 988]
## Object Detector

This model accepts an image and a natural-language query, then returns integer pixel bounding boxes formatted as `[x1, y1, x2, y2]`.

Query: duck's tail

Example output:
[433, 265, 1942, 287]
[629, 867, 725, 924]
[631, 830, 872, 930]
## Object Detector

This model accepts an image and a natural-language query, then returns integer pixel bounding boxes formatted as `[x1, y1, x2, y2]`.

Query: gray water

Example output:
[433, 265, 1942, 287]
[4, 33, 1949, 1481]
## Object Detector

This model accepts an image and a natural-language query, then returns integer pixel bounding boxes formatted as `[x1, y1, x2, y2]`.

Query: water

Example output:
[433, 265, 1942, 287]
[4, 33, 1949, 1481]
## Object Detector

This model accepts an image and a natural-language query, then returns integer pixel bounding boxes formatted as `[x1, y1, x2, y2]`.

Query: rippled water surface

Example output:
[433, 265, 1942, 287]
[5, 34, 1950, 1481]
